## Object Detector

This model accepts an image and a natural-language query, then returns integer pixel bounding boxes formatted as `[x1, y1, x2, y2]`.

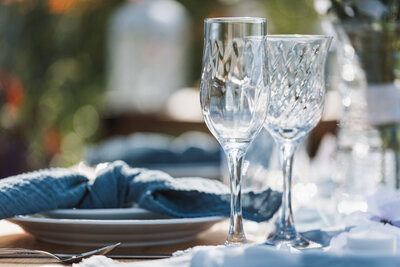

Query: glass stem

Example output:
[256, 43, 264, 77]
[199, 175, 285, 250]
[277, 141, 299, 239]
[225, 146, 247, 244]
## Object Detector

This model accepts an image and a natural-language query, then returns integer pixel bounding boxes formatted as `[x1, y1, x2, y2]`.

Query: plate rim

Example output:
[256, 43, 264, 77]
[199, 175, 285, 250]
[47, 207, 150, 212]
[9, 214, 227, 225]
[42, 206, 153, 215]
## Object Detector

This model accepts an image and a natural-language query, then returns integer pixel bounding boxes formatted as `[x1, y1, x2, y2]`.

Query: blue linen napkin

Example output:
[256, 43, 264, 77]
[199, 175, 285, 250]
[0, 161, 281, 221]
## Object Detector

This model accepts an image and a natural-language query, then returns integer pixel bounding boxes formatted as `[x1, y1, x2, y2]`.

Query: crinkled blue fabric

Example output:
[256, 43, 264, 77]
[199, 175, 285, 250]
[0, 161, 281, 222]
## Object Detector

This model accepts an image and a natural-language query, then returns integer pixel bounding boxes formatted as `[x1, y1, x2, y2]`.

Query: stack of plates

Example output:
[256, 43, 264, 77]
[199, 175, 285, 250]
[9, 207, 225, 247]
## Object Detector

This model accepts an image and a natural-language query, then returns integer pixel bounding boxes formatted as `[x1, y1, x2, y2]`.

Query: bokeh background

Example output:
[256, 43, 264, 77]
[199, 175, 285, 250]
[0, 0, 325, 177]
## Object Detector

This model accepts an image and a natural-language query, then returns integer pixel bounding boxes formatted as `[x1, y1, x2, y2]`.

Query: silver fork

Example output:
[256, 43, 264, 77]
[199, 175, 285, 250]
[0, 242, 120, 264]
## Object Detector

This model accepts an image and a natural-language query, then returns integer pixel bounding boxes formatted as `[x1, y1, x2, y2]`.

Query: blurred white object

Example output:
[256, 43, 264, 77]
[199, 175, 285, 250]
[321, 90, 342, 121]
[330, 219, 400, 254]
[336, 198, 368, 215]
[106, 0, 190, 114]
[309, 133, 380, 226]
[334, 25, 381, 150]
[346, 230, 395, 254]
[314, 0, 331, 15]
[334, 134, 382, 196]
[330, 189, 400, 253]
[331, 228, 396, 254]
[165, 88, 203, 122]
[331, 25, 383, 205]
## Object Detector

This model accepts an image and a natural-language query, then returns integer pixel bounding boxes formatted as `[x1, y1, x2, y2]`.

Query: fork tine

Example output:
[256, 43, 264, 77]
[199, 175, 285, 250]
[60, 243, 121, 264]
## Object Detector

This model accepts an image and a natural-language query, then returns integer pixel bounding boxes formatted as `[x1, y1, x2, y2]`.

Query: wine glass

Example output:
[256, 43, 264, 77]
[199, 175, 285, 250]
[265, 34, 332, 248]
[200, 17, 268, 245]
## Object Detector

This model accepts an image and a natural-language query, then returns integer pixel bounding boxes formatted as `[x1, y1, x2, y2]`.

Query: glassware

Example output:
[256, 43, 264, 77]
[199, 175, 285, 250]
[200, 17, 268, 245]
[264, 34, 332, 248]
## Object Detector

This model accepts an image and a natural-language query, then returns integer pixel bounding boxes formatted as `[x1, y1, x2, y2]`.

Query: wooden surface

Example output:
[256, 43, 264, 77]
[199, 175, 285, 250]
[0, 219, 269, 266]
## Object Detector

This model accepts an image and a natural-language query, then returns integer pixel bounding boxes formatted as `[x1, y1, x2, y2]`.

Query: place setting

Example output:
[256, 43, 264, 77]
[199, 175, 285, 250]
[2, 0, 400, 266]
[2, 16, 332, 265]
[0, 159, 280, 245]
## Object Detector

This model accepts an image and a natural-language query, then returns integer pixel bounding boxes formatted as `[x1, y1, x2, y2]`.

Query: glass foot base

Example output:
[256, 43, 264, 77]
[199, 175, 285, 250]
[225, 234, 247, 246]
[265, 233, 322, 249]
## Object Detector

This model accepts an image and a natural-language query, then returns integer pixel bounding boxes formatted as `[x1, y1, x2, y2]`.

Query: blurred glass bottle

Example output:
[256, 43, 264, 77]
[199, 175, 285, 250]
[106, 0, 190, 114]
[333, 25, 384, 196]
[327, 0, 400, 192]
[338, 22, 400, 190]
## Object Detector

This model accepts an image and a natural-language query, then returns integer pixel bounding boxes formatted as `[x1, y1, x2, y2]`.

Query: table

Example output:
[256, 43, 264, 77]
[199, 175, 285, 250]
[0, 219, 267, 266]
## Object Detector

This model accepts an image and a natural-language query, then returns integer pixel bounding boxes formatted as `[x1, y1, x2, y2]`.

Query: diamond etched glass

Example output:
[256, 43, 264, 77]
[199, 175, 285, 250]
[200, 18, 268, 245]
[265, 35, 332, 248]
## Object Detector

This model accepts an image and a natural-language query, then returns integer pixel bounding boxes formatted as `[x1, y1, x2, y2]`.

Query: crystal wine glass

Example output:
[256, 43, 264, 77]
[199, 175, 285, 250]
[200, 17, 268, 245]
[265, 34, 332, 248]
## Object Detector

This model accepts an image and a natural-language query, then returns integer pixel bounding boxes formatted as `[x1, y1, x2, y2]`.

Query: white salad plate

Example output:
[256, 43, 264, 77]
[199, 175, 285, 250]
[8, 208, 225, 247]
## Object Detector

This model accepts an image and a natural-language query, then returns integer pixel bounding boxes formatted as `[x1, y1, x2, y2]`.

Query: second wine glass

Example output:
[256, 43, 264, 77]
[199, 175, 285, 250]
[200, 17, 268, 245]
[265, 34, 332, 249]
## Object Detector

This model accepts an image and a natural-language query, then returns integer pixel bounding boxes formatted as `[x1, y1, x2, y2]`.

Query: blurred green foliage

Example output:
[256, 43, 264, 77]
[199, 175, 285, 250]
[0, 0, 123, 172]
[261, 0, 319, 33]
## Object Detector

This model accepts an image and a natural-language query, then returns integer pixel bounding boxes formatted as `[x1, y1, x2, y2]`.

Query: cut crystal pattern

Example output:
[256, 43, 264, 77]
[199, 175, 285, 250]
[266, 38, 330, 141]
[201, 37, 268, 143]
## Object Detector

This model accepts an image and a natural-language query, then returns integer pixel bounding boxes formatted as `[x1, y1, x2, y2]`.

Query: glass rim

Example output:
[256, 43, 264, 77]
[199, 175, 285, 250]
[204, 17, 267, 24]
[267, 34, 333, 40]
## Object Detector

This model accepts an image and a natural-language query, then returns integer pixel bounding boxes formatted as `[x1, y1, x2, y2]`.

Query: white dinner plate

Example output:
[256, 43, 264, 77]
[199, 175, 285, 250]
[8, 209, 225, 247]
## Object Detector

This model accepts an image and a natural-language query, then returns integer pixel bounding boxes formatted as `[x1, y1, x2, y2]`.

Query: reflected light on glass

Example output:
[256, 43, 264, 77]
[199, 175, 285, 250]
[343, 44, 355, 59]
[352, 141, 370, 158]
[342, 95, 351, 107]
[342, 63, 355, 82]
